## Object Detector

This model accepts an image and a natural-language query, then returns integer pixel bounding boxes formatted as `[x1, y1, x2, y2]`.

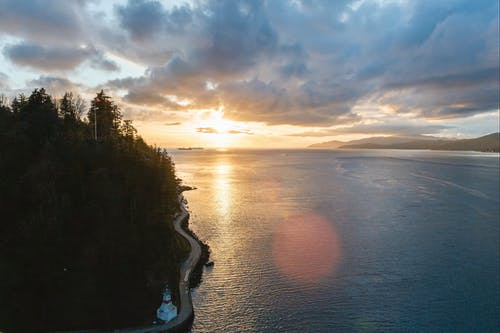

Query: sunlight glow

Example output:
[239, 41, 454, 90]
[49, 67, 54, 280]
[204, 108, 232, 132]
[213, 162, 232, 222]
[194, 107, 251, 147]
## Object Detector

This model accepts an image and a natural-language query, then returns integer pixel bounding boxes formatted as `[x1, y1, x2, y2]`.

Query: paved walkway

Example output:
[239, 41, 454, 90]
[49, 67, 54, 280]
[63, 195, 201, 333]
[120, 194, 201, 332]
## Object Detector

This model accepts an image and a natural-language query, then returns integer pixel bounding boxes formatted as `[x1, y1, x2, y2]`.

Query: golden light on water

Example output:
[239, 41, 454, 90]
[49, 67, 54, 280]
[214, 162, 232, 222]
[215, 163, 231, 175]
[272, 211, 342, 283]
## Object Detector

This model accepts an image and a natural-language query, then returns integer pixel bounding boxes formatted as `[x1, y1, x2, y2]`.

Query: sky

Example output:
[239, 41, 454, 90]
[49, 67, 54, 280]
[0, 0, 498, 148]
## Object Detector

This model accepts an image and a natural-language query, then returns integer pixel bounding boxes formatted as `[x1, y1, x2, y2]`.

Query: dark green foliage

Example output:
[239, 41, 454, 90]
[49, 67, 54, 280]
[59, 92, 85, 123]
[10, 93, 28, 113]
[88, 90, 122, 141]
[0, 89, 186, 332]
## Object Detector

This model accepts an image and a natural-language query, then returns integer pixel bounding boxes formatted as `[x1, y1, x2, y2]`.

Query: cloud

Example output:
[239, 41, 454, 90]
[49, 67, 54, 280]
[216, 79, 363, 126]
[0, 72, 9, 90]
[115, 0, 166, 41]
[3, 42, 119, 72]
[196, 127, 253, 135]
[199, 0, 279, 73]
[108, 0, 498, 127]
[228, 129, 253, 135]
[122, 89, 187, 110]
[0, 0, 86, 45]
[375, 81, 499, 119]
[26, 75, 84, 96]
[196, 127, 218, 134]
[90, 55, 119, 72]
[115, 0, 194, 42]
[164, 122, 181, 126]
[0, 0, 498, 135]
[3, 42, 89, 71]
[279, 62, 308, 79]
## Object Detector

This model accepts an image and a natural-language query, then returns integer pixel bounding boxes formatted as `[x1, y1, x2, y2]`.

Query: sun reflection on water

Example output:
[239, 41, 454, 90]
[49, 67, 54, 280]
[214, 163, 232, 222]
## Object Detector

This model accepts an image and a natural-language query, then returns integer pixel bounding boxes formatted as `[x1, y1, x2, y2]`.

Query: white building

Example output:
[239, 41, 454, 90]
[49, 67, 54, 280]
[156, 288, 177, 322]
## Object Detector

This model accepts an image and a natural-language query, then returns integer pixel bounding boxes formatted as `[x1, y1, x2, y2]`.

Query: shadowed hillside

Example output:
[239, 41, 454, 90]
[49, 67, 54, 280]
[0, 89, 189, 331]
[340, 133, 499, 152]
[310, 133, 499, 152]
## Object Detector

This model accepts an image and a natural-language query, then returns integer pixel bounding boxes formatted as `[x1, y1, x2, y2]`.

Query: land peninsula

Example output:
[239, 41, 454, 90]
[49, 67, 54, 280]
[0, 89, 208, 332]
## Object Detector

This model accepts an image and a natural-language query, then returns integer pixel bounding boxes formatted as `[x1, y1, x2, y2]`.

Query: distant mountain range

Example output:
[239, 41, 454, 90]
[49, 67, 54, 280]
[309, 133, 499, 152]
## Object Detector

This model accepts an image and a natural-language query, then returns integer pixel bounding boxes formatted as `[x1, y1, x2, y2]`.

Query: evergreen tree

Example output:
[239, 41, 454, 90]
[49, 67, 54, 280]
[59, 92, 81, 122]
[88, 90, 122, 141]
[121, 119, 137, 140]
[0, 87, 184, 331]
[0, 94, 9, 115]
[21, 88, 58, 141]
[10, 93, 27, 113]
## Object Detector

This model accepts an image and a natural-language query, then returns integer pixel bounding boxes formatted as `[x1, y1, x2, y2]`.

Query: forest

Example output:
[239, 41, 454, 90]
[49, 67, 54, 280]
[0, 88, 189, 331]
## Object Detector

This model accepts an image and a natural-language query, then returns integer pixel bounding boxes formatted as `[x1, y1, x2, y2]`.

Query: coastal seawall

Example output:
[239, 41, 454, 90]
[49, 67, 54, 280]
[63, 194, 202, 333]
[122, 194, 202, 333]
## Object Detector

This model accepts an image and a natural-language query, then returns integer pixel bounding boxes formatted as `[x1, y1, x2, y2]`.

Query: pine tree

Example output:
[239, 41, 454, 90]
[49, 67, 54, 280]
[121, 119, 137, 140]
[11, 93, 27, 113]
[59, 92, 76, 122]
[21, 88, 58, 141]
[88, 90, 122, 141]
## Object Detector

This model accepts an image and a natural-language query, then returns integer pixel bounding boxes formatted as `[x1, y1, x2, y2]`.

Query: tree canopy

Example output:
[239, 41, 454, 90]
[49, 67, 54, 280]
[0, 89, 187, 331]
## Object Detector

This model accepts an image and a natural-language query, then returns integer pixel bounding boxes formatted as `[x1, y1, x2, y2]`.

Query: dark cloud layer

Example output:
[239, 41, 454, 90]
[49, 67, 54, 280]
[4, 42, 89, 71]
[0, 0, 498, 135]
[27, 76, 84, 96]
[105, 0, 498, 129]
[0, 0, 86, 44]
[116, 0, 166, 41]
[3, 42, 119, 72]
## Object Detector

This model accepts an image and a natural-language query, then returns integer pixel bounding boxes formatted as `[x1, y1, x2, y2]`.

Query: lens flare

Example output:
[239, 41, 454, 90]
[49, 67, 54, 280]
[272, 211, 341, 283]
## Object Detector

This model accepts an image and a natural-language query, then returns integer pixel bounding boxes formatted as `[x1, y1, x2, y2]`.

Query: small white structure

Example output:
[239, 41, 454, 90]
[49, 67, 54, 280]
[156, 288, 177, 322]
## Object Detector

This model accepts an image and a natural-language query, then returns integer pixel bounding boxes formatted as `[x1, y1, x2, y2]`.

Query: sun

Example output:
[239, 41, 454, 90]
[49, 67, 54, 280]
[205, 109, 232, 133]
[194, 108, 243, 148]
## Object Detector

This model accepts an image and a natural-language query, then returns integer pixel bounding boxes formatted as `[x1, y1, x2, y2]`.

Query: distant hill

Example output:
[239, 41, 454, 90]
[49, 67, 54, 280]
[309, 133, 499, 152]
[308, 135, 438, 149]
[309, 135, 438, 149]
[309, 140, 346, 148]
[429, 133, 499, 152]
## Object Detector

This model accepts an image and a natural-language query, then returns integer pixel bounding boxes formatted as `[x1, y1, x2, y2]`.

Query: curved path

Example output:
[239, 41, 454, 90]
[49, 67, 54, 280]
[123, 194, 201, 333]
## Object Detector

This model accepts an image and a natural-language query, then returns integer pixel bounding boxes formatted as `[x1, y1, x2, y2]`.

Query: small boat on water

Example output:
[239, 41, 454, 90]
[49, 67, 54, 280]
[156, 288, 177, 323]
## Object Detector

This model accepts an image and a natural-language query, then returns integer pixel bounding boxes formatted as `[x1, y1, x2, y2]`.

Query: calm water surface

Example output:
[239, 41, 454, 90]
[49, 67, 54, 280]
[170, 149, 499, 332]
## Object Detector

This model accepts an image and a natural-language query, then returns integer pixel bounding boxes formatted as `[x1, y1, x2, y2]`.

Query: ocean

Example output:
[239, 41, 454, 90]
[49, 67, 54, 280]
[169, 149, 499, 332]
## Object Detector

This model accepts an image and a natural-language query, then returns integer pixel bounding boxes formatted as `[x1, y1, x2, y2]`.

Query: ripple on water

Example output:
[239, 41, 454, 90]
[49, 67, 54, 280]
[172, 149, 499, 333]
